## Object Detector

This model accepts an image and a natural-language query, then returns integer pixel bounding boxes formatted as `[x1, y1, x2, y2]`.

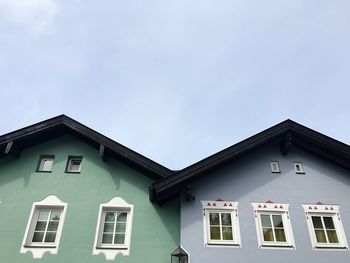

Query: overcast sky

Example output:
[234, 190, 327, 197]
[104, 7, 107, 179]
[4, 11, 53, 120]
[0, 0, 349, 169]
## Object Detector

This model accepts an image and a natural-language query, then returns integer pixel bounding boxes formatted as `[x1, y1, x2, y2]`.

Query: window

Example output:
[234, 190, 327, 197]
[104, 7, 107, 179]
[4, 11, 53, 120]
[302, 204, 348, 250]
[93, 197, 134, 260]
[37, 155, 54, 172]
[252, 202, 295, 249]
[201, 200, 241, 247]
[293, 162, 305, 174]
[100, 211, 128, 246]
[65, 156, 82, 173]
[31, 209, 62, 243]
[270, 161, 280, 173]
[20, 195, 67, 259]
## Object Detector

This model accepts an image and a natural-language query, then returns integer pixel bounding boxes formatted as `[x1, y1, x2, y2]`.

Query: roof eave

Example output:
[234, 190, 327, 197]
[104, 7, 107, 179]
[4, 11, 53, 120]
[151, 120, 350, 204]
[0, 115, 173, 180]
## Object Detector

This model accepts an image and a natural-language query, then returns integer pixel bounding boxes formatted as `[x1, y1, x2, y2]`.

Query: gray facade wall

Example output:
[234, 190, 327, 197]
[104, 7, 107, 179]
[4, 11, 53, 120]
[181, 142, 350, 263]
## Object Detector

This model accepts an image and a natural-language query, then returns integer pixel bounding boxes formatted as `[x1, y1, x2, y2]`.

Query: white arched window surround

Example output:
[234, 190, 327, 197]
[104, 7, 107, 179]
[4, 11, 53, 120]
[93, 197, 134, 261]
[20, 195, 68, 259]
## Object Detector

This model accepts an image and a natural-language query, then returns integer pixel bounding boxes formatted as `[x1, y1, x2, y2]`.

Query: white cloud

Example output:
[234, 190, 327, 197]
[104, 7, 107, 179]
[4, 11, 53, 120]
[0, 0, 58, 33]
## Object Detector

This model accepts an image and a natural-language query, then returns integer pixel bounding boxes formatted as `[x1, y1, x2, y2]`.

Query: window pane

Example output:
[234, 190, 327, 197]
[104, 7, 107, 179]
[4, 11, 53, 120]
[221, 213, 232, 226]
[38, 211, 50, 221]
[210, 226, 221, 240]
[323, 217, 335, 229]
[42, 159, 53, 171]
[32, 232, 44, 242]
[209, 213, 220, 225]
[115, 223, 126, 233]
[114, 234, 125, 244]
[102, 233, 113, 244]
[117, 212, 127, 222]
[47, 221, 59, 231]
[222, 227, 233, 240]
[263, 228, 274, 241]
[99, 209, 130, 247]
[50, 211, 61, 221]
[327, 230, 339, 243]
[35, 221, 47, 231]
[260, 215, 272, 227]
[105, 212, 115, 222]
[44, 232, 57, 243]
[312, 216, 323, 229]
[103, 222, 114, 233]
[70, 160, 81, 171]
[275, 229, 286, 242]
[272, 215, 284, 228]
[315, 230, 327, 243]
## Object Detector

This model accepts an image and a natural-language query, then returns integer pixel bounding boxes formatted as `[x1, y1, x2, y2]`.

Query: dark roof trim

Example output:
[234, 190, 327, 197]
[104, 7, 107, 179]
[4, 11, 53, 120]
[151, 120, 350, 204]
[0, 115, 173, 180]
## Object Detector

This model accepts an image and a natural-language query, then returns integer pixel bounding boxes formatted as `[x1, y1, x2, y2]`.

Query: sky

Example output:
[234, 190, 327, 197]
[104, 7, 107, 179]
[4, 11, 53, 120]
[0, 0, 349, 170]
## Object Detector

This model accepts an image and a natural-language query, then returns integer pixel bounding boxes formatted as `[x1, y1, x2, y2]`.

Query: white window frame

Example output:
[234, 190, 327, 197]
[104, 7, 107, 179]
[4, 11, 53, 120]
[270, 161, 280, 173]
[302, 204, 349, 250]
[252, 202, 295, 249]
[65, 156, 82, 173]
[201, 200, 241, 247]
[20, 195, 68, 259]
[93, 197, 134, 260]
[37, 155, 55, 172]
[293, 162, 305, 174]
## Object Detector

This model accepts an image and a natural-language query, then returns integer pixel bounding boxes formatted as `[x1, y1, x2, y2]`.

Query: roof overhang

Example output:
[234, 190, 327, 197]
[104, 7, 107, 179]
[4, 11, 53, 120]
[0, 115, 173, 180]
[150, 120, 350, 204]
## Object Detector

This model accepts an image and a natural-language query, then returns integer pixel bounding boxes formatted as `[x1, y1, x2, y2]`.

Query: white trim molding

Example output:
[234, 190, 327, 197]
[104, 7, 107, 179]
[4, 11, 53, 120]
[252, 202, 295, 249]
[201, 200, 241, 247]
[20, 195, 68, 259]
[302, 204, 349, 250]
[93, 197, 134, 260]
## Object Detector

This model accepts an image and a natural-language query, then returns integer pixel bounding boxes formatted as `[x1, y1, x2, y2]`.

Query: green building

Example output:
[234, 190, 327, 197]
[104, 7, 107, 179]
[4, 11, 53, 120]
[0, 115, 179, 263]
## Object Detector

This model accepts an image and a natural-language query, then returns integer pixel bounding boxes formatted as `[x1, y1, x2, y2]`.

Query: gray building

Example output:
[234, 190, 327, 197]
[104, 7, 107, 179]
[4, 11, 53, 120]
[151, 120, 350, 263]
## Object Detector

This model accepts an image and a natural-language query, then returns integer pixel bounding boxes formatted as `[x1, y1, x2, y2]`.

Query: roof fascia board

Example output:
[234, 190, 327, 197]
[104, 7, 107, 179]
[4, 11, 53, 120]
[0, 115, 172, 179]
[0, 115, 66, 144]
[152, 120, 350, 204]
[60, 116, 172, 178]
[289, 121, 350, 155]
[154, 120, 292, 192]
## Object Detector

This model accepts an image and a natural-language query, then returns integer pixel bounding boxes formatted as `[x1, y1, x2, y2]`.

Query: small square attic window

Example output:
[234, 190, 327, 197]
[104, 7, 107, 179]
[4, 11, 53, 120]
[37, 155, 54, 172]
[293, 162, 305, 174]
[66, 156, 82, 173]
[270, 162, 280, 173]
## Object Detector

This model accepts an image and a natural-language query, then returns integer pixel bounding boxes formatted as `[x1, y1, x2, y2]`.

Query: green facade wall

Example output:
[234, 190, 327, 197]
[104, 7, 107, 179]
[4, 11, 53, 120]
[0, 135, 179, 263]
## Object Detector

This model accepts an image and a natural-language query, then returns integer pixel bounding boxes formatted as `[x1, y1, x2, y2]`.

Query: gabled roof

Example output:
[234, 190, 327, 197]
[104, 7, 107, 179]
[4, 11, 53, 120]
[0, 115, 173, 180]
[150, 120, 350, 204]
